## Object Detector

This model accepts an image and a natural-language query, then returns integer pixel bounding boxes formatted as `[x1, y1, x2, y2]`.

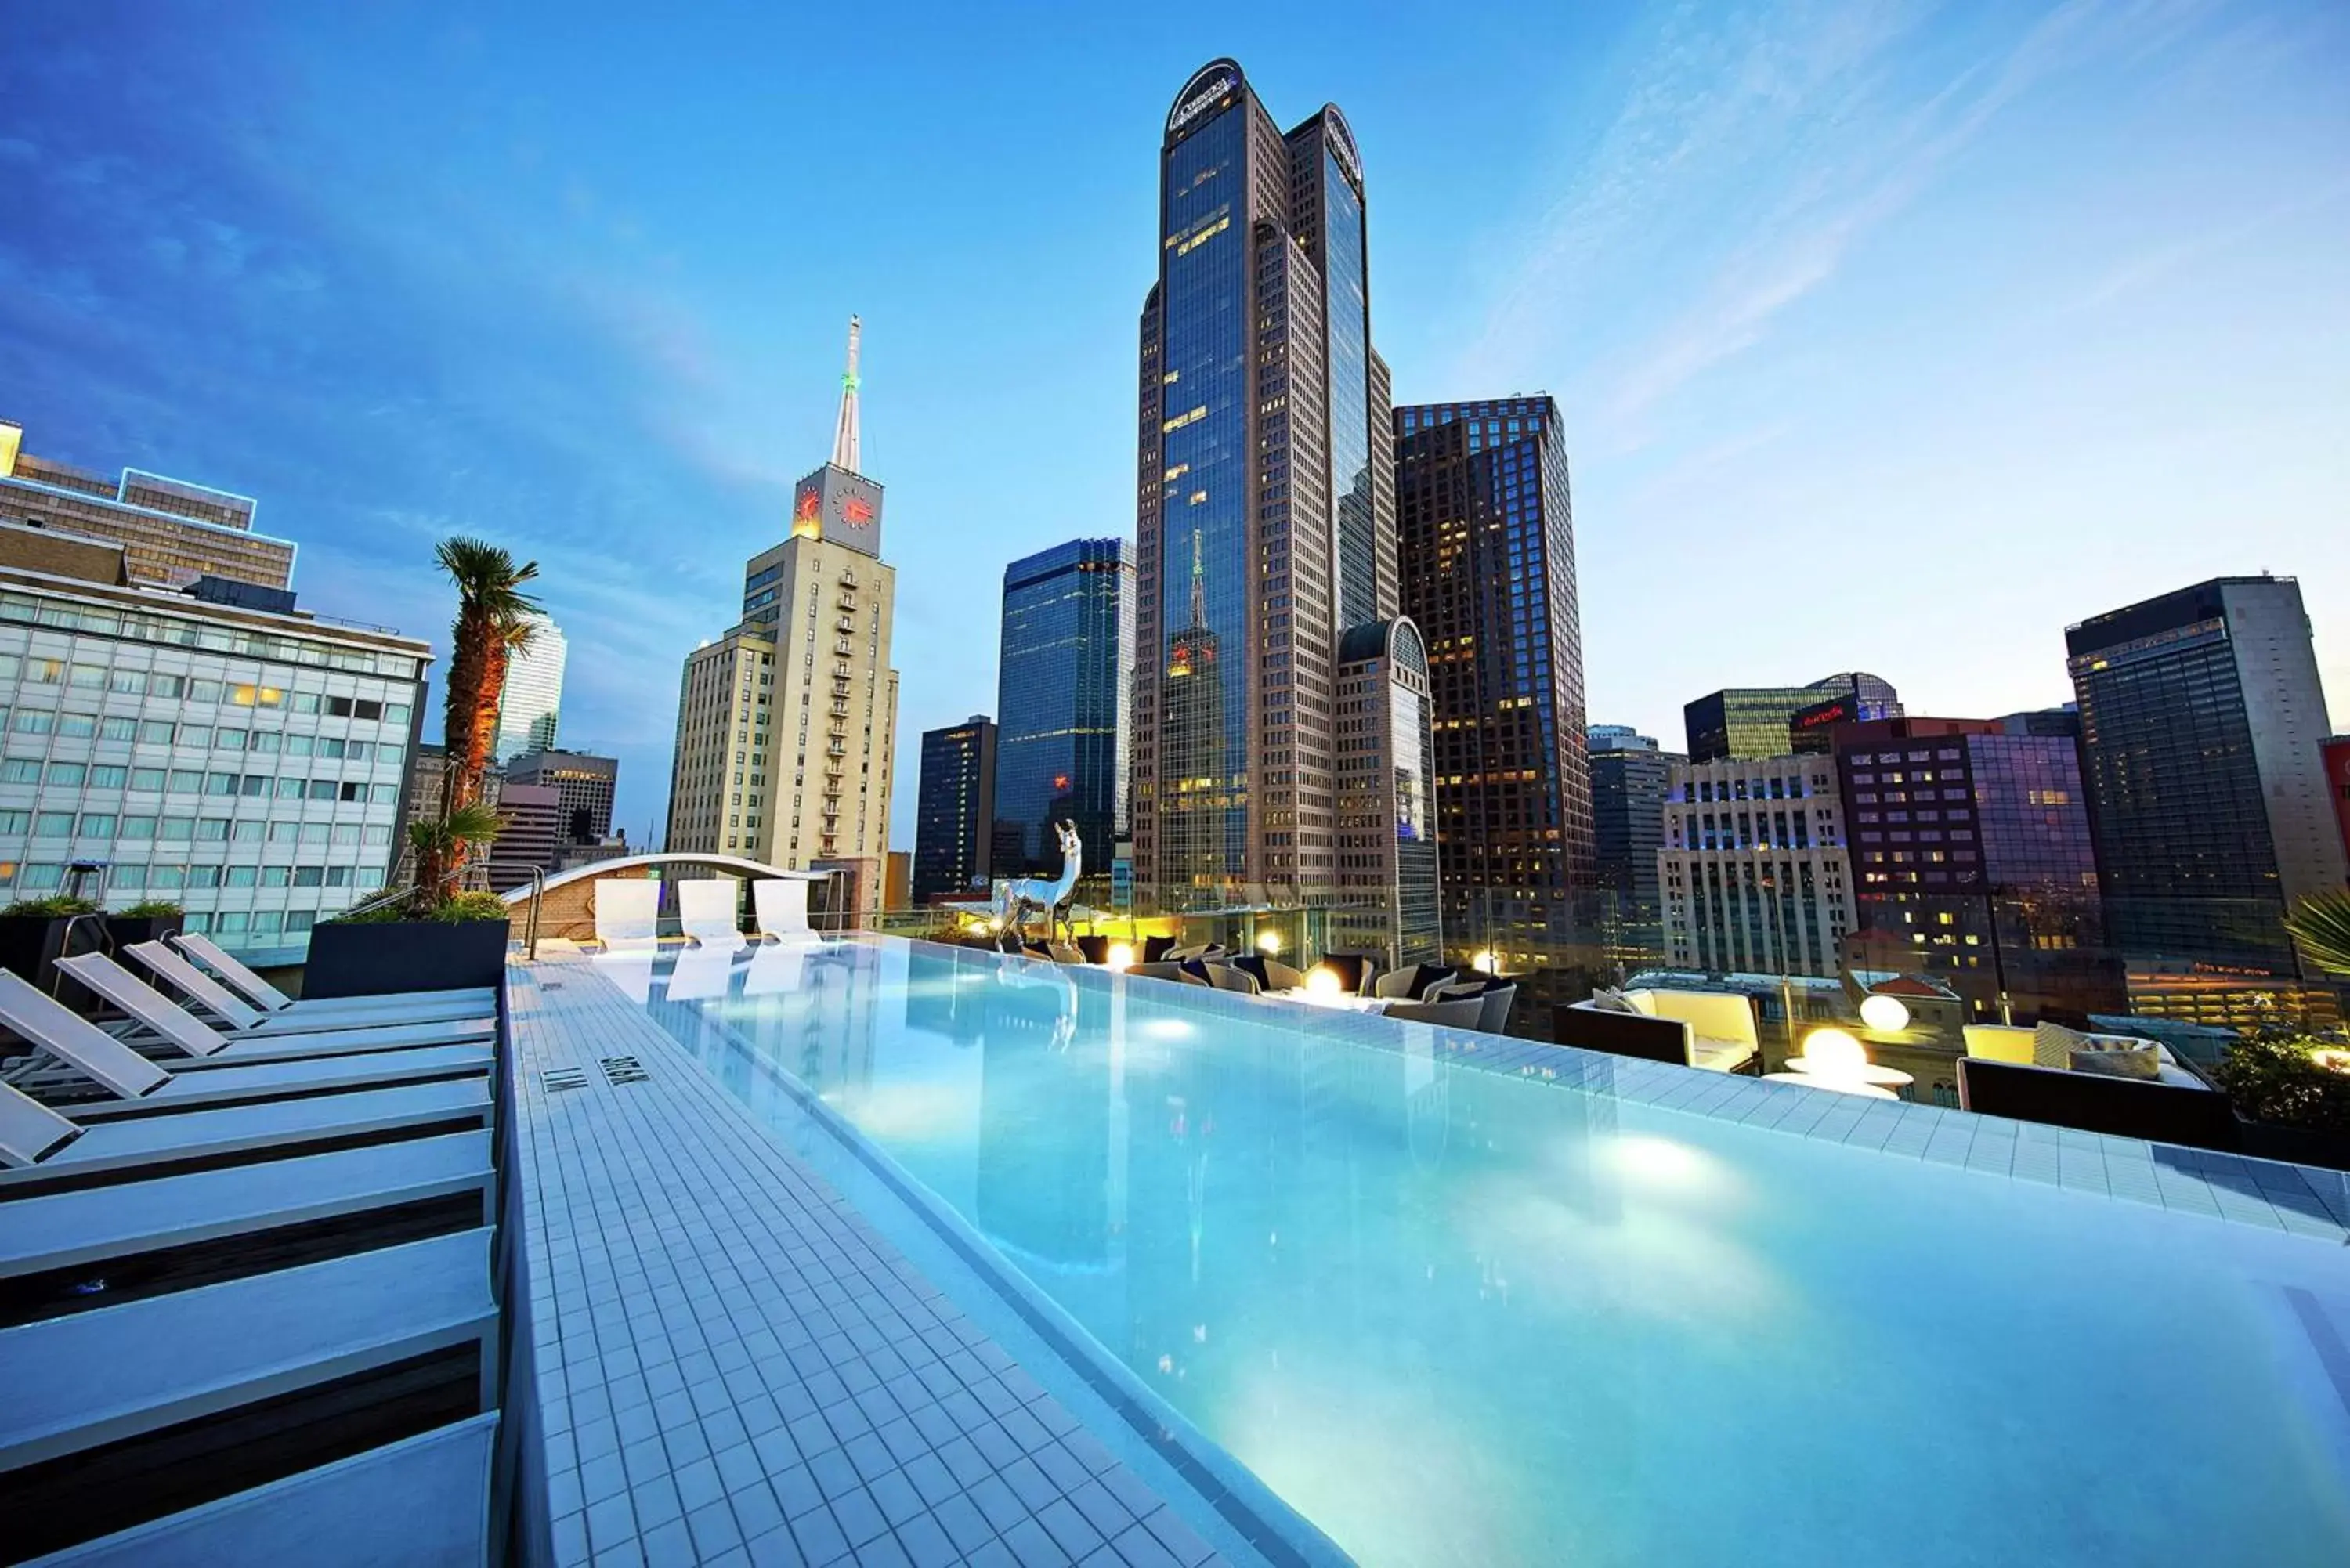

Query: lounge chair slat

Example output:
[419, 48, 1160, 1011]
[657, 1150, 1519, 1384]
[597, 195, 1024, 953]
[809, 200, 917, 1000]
[162, 932, 298, 1013]
[28, 1412, 497, 1567]
[0, 973, 173, 1100]
[62, 1045, 491, 1122]
[0, 1227, 494, 1472]
[0, 1130, 492, 1278]
[0, 1078, 492, 1190]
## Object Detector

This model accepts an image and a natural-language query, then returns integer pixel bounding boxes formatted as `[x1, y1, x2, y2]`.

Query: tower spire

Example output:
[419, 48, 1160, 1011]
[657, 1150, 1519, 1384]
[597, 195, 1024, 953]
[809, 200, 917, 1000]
[831, 314, 862, 474]
[1189, 527, 1206, 625]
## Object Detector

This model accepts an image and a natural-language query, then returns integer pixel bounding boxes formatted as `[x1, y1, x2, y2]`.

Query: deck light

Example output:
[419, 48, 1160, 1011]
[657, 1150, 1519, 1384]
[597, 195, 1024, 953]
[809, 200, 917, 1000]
[1858, 994, 1911, 1033]
[1256, 930, 1284, 955]
[1108, 942, 1135, 971]
[1801, 1028, 1868, 1074]
[1470, 948, 1498, 974]
[1306, 966, 1343, 997]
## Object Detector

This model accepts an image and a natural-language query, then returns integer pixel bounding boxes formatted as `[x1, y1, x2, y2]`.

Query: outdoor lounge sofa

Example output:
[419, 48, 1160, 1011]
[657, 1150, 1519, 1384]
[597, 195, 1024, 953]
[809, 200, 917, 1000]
[1555, 987, 1761, 1073]
[1957, 1024, 2238, 1149]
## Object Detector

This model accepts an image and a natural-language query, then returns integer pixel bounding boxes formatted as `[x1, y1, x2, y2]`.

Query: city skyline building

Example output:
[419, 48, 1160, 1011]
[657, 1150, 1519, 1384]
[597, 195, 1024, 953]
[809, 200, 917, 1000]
[0, 520, 428, 961]
[2066, 575, 2345, 976]
[2323, 735, 2350, 888]
[1588, 724, 1682, 957]
[913, 716, 996, 903]
[1329, 620, 1441, 965]
[0, 417, 296, 590]
[665, 320, 902, 913]
[1130, 59, 1405, 937]
[486, 782, 561, 893]
[1660, 753, 1855, 978]
[993, 537, 1133, 883]
[493, 612, 567, 764]
[1685, 672, 1901, 763]
[1393, 396, 1594, 974]
[502, 746, 617, 846]
[1835, 714, 2123, 1023]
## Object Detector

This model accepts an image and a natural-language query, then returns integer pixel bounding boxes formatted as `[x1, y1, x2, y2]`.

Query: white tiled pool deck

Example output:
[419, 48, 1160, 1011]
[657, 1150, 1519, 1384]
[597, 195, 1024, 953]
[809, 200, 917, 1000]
[508, 952, 1248, 1568]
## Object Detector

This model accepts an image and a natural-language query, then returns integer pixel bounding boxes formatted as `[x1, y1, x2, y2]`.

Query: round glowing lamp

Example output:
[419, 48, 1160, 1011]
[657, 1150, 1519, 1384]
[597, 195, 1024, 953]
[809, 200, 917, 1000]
[2312, 1047, 2350, 1075]
[1305, 966, 1344, 999]
[1256, 929, 1285, 955]
[1106, 942, 1135, 972]
[1801, 1027, 1869, 1075]
[1858, 994, 1911, 1034]
[1470, 949, 1499, 975]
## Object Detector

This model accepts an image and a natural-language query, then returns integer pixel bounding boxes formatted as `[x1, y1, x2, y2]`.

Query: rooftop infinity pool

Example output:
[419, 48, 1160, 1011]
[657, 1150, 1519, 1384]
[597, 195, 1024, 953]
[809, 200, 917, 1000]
[613, 936, 2350, 1566]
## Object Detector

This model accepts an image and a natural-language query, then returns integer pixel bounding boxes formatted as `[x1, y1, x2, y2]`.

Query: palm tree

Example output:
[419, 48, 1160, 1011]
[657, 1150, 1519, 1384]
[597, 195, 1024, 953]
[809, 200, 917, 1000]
[436, 537, 542, 814]
[410, 539, 540, 906]
[2287, 890, 2350, 976]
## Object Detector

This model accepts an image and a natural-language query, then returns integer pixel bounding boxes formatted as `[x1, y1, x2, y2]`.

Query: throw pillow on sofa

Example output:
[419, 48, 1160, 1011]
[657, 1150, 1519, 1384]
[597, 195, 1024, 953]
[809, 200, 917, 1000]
[1589, 986, 1641, 1014]
[2033, 1020, 2087, 1070]
[2070, 1038, 2163, 1081]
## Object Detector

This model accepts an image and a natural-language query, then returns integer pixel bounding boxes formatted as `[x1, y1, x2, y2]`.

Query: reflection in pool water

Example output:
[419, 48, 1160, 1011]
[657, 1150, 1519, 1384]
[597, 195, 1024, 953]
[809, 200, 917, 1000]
[631, 937, 2350, 1568]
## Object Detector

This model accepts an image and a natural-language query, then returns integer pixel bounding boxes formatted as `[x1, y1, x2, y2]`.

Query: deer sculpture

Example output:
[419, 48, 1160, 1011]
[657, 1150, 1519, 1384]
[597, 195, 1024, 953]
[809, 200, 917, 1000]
[996, 820, 1083, 947]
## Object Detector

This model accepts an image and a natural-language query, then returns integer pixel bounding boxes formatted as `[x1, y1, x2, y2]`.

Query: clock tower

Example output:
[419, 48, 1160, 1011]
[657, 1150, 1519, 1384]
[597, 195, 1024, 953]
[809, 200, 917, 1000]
[666, 315, 902, 918]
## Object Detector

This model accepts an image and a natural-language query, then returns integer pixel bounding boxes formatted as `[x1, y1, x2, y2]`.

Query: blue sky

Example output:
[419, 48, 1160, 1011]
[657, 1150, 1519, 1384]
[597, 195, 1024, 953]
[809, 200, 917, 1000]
[2, 1, 2344, 845]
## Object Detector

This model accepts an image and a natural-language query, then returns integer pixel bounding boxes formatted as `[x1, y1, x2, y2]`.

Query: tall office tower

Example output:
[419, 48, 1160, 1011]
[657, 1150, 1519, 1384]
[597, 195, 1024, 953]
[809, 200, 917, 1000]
[1, 417, 295, 589]
[913, 717, 997, 901]
[995, 538, 1133, 882]
[1685, 672, 1901, 762]
[1660, 753, 1854, 978]
[1587, 725, 1683, 952]
[0, 522, 428, 959]
[485, 783, 562, 893]
[665, 320, 902, 912]
[493, 612, 567, 763]
[1329, 621, 1440, 964]
[502, 748, 617, 844]
[1132, 60, 1414, 938]
[1835, 717, 2122, 1021]
[2067, 576, 2346, 974]
[1393, 396, 1594, 969]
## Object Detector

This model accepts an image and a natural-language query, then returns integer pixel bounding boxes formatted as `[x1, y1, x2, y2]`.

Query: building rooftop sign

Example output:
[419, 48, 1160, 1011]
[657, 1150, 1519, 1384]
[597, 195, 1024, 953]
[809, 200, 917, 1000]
[1167, 60, 1239, 136]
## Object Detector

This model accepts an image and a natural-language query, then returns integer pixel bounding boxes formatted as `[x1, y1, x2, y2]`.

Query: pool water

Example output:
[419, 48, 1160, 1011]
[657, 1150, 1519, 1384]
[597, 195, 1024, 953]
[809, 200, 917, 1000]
[627, 937, 2350, 1567]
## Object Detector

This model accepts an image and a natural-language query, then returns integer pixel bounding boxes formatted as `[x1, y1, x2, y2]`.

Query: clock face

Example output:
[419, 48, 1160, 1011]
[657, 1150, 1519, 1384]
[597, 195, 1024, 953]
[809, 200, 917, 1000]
[834, 491, 876, 530]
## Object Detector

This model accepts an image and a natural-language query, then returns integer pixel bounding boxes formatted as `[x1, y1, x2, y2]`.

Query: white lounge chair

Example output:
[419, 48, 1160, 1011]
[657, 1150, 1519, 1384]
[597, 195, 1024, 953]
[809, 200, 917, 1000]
[0, 1129, 494, 1283]
[0, 973, 489, 1124]
[678, 878, 746, 950]
[753, 877, 822, 943]
[167, 931, 498, 1021]
[56, 954, 494, 1065]
[0, 1227, 497, 1476]
[593, 879, 660, 951]
[0, 1077, 492, 1190]
[122, 942, 493, 1036]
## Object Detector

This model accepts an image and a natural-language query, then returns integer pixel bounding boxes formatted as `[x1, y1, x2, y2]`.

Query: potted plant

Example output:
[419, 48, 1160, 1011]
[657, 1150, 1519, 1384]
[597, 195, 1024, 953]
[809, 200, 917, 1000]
[0, 894, 103, 992]
[302, 537, 539, 999]
[106, 899, 185, 951]
[2214, 1030, 2350, 1172]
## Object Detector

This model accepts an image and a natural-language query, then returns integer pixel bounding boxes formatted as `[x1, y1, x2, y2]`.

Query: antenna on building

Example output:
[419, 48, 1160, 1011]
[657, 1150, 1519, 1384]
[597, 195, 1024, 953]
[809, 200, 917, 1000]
[1190, 527, 1206, 625]
[832, 315, 862, 474]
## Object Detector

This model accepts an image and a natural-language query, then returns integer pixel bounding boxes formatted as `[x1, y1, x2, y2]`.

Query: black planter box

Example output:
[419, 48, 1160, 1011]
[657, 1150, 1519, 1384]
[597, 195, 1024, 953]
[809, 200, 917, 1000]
[0, 915, 78, 992]
[103, 914, 184, 952]
[303, 918, 510, 999]
[2234, 1113, 2350, 1173]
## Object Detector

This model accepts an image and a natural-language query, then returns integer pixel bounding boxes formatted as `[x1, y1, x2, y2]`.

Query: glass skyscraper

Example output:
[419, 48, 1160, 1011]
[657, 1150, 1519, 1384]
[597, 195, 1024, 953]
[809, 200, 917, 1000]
[1133, 59, 1424, 956]
[1837, 716, 2123, 1022]
[1588, 725, 1682, 958]
[1684, 672, 1900, 762]
[993, 537, 1133, 882]
[1391, 397, 1595, 982]
[2066, 576, 2345, 975]
[912, 717, 995, 902]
